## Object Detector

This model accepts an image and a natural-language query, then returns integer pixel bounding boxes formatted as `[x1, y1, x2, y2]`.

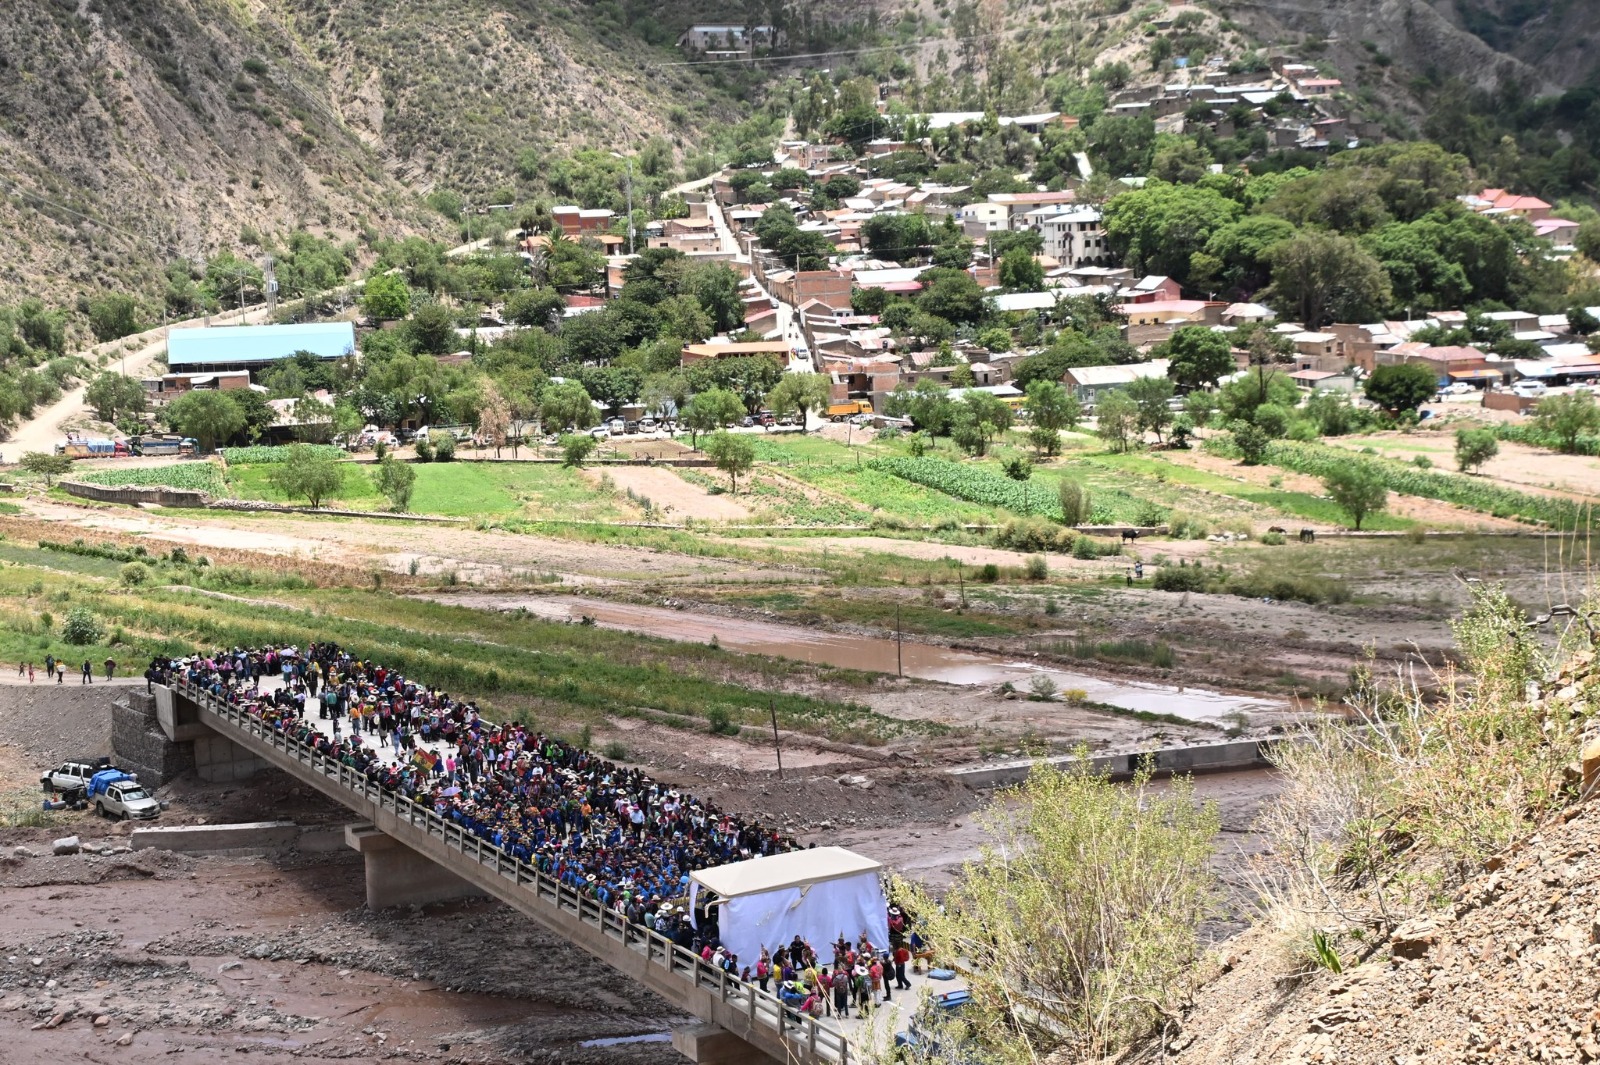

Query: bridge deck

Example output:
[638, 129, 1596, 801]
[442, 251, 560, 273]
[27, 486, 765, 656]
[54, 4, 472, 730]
[166, 680, 855, 1065]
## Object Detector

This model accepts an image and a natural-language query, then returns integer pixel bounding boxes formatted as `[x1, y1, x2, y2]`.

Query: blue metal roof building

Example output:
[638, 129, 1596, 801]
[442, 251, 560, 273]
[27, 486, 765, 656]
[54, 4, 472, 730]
[166, 322, 357, 372]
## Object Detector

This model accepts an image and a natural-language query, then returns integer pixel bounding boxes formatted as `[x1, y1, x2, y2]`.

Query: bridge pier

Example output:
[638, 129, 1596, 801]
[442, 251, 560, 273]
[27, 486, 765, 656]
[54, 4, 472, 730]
[672, 1022, 781, 1065]
[345, 823, 479, 909]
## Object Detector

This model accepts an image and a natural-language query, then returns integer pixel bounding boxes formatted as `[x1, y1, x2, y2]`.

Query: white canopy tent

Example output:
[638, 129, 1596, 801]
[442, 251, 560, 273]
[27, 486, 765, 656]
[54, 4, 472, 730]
[689, 847, 889, 965]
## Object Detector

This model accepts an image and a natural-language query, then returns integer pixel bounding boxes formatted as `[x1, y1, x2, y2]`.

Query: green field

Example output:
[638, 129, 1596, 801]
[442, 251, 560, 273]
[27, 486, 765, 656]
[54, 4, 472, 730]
[227, 461, 632, 520]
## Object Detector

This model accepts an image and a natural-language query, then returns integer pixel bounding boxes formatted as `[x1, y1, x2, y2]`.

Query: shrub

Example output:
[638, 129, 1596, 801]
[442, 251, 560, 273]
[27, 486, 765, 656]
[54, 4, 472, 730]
[1166, 511, 1210, 539]
[119, 561, 151, 586]
[1153, 565, 1208, 592]
[433, 434, 456, 461]
[1028, 674, 1058, 700]
[413, 437, 434, 462]
[1260, 531, 1286, 546]
[979, 563, 1000, 582]
[61, 607, 104, 646]
[993, 518, 1075, 553]
[706, 706, 740, 735]
[603, 741, 629, 761]
[1072, 536, 1119, 560]
[1025, 555, 1049, 580]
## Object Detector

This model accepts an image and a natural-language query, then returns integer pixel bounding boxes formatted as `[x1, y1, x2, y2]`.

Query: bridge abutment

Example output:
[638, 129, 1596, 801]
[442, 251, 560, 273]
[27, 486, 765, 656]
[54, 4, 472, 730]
[671, 1022, 781, 1065]
[345, 823, 480, 909]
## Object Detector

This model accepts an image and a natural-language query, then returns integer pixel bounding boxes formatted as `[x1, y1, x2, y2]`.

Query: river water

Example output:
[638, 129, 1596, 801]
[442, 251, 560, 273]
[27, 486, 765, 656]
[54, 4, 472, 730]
[438, 594, 1289, 726]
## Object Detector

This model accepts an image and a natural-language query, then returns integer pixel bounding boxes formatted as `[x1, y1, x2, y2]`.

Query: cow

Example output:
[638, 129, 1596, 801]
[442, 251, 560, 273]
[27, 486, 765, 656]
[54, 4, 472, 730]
[1121, 529, 1141, 543]
[1267, 526, 1287, 535]
[1299, 528, 1315, 543]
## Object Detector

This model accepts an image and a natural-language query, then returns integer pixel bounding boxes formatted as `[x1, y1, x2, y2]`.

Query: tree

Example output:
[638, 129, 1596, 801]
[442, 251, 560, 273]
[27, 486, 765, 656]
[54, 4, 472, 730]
[1230, 421, 1270, 464]
[1567, 307, 1599, 336]
[1001, 454, 1035, 511]
[765, 373, 831, 432]
[164, 390, 244, 452]
[362, 273, 412, 321]
[1533, 392, 1600, 453]
[1323, 465, 1388, 530]
[1102, 183, 1242, 286]
[681, 388, 745, 449]
[540, 380, 597, 431]
[504, 287, 565, 327]
[704, 430, 755, 492]
[1364, 362, 1438, 414]
[85, 373, 147, 423]
[1455, 428, 1499, 474]
[951, 391, 1013, 456]
[1023, 380, 1080, 456]
[269, 443, 345, 509]
[1263, 231, 1392, 328]
[1094, 390, 1140, 453]
[291, 395, 335, 443]
[1160, 327, 1234, 391]
[1058, 478, 1091, 526]
[1183, 390, 1218, 429]
[476, 379, 511, 456]
[894, 760, 1217, 1061]
[918, 268, 989, 325]
[1125, 376, 1175, 443]
[998, 246, 1044, 291]
[406, 301, 457, 355]
[371, 455, 416, 511]
[20, 451, 73, 485]
[85, 294, 142, 343]
[560, 433, 596, 467]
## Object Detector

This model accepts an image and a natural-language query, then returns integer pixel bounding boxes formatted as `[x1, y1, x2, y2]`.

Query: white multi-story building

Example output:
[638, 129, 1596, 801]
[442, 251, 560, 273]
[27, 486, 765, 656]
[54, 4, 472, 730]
[1022, 206, 1108, 270]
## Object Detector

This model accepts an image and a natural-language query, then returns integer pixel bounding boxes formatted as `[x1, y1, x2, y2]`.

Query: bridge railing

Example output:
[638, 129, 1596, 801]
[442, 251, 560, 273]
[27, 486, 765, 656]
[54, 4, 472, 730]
[171, 679, 852, 1064]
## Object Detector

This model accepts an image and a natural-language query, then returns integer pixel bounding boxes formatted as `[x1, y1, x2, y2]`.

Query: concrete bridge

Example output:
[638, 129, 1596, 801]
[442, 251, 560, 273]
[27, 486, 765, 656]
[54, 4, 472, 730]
[153, 681, 857, 1065]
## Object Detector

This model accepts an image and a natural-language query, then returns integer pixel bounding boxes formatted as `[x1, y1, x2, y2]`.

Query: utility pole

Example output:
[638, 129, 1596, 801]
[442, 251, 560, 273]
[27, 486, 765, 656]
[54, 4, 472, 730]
[769, 699, 783, 780]
[896, 602, 903, 677]
[263, 255, 278, 318]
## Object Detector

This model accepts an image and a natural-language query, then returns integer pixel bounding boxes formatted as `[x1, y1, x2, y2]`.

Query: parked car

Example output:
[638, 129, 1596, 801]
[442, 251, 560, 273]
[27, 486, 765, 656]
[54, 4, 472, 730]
[1511, 381, 1548, 398]
[40, 758, 118, 793]
[640, 418, 658, 432]
[607, 418, 627, 435]
[87, 770, 161, 821]
[624, 420, 641, 434]
[588, 425, 610, 439]
[894, 988, 972, 1058]
[1444, 382, 1473, 395]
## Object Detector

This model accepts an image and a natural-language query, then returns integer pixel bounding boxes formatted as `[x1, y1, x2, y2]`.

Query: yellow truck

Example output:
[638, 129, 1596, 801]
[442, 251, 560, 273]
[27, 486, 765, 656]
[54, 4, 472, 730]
[827, 400, 872, 421]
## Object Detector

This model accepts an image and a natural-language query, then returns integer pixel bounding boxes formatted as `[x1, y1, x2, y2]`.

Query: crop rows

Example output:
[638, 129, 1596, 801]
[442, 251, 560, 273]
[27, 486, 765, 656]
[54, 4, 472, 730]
[1208, 438, 1596, 530]
[78, 462, 226, 495]
[1493, 423, 1600, 458]
[868, 457, 1058, 519]
[221, 444, 345, 464]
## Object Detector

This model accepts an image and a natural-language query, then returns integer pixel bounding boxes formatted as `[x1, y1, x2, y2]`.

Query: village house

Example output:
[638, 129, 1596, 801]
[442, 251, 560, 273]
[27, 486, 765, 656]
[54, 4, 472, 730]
[1063, 360, 1172, 405]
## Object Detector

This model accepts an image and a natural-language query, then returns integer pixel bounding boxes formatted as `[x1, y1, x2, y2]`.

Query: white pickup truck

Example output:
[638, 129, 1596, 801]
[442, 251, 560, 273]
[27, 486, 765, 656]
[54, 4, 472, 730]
[92, 779, 161, 821]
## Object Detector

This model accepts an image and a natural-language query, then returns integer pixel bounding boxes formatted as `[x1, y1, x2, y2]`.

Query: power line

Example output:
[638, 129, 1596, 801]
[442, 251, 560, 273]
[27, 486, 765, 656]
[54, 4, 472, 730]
[0, 171, 151, 246]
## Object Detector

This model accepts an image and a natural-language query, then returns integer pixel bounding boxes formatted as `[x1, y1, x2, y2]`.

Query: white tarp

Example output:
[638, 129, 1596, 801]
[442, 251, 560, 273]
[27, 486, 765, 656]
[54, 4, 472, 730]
[718, 870, 889, 965]
[691, 846, 880, 898]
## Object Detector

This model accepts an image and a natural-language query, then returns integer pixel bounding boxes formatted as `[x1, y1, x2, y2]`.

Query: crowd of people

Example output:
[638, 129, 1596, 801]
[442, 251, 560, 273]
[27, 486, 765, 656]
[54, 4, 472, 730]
[148, 644, 927, 1022]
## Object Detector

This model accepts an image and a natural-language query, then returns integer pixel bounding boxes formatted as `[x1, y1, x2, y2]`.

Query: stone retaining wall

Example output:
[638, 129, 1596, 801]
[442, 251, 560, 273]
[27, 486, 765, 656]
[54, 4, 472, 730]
[111, 690, 194, 785]
[948, 737, 1279, 788]
[63, 481, 211, 508]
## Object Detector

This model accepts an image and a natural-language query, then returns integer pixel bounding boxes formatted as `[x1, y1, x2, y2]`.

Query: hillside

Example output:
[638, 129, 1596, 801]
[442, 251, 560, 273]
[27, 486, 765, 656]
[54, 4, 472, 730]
[0, 0, 743, 307]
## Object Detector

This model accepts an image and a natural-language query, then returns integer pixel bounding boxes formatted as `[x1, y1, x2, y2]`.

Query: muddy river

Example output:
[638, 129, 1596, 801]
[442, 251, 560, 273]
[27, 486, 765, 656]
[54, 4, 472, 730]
[435, 594, 1289, 726]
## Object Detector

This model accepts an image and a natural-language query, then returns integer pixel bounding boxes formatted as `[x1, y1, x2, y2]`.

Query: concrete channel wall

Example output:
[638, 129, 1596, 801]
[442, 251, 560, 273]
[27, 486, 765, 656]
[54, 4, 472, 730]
[62, 481, 211, 507]
[948, 737, 1279, 789]
[163, 682, 846, 1065]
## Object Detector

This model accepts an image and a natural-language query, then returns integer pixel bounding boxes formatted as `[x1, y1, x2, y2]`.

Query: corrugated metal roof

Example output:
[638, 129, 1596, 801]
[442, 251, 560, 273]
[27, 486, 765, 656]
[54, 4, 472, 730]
[166, 322, 356, 366]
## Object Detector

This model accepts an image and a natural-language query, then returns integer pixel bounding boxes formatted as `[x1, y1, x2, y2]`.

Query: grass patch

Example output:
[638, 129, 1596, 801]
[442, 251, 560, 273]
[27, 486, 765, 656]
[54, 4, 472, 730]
[1049, 637, 1177, 669]
[227, 462, 631, 519]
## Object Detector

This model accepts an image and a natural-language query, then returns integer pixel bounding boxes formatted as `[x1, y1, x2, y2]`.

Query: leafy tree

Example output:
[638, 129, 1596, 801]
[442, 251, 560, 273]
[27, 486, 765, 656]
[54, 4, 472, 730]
[1533, 392, 1600, 453]
[895, 760, 1217, 1060]
[1577, 220, 1600, 263]
[371, 455, 416, 511]
[1023, 380, 1080, 457]
[1199, 215, 1297, 296]
[1159, 327, 1234, 391]
[85, 294, 142, 343]
[1058, 478, 1091, 526]
[1087, 113, 1157, 177]
[540, 380, 597, 431]
[1455, 428, 1499, 474]
[1229, 421, 1270, 464]
[1364, 362, 1438, 414]
[951, 391, 1013, 456]
[20, 451, 73, 485]
[1125, 376, 1176, 443]
[681, 388, 744, 449]
[1102, 183, 1241, 287]
[1001, 454, 1035, 509]
[85, 372, 147, 423]
[998, 246, 1044, 291]
[61, 606, 104, 646]
[1323, 464, 1388, 530]
[684, 262, 745, 333]
[291, 396, 335, 443]
[1304, 391, 1365, 436]
[1218, 366, 1298, 425]
[862, 213, 933, 260]
[1263, 231, 1392, 328]
[362, 273, 412, 321]
[1261, 168, 1393, 233]
[164, 390, 244, 452]
[504, 287, 565, 327]
[1150, 139, 1212, 184]
[765, 373, 831, 432]
[560, 433, 597, 467]
[918, 268, 989, 324]
[269, 443, 344, 509]
[1094, 390, 1140, 453]
[705, 430, 756, 492]
[1183, 390, 1218, 429]
[406, 301, 458, 355]
[1566, 307, 1599, 336]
